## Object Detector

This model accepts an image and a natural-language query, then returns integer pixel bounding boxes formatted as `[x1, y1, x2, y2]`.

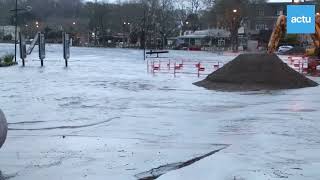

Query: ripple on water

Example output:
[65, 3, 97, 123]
[275, 108, 317, 112]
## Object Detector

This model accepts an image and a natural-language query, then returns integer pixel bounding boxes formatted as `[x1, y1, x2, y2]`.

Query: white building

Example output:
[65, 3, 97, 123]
[0, 26, 20, 39]
[177, 28, 231, 47]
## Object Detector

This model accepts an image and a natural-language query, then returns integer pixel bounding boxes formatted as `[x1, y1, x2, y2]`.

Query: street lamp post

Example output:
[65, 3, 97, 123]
[123, 21, 131, 47]
[185, 21, 191, 49]
[143, 7, 146, 60]
[24, 24, 28, 38]
[231, 9, 239, 52]
[14, 0, 18, 62]
[11, 2, 31, 63]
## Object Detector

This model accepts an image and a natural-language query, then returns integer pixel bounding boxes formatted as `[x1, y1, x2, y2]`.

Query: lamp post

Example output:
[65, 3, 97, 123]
[123, 21, 131, 46]
[24, 24, 28, 38]
[143, 7, 146, 60]
[231, 9, 239, 52]
[14, 0, 18, 62]
[72, 21, 76, 45]
[185, 21, 191, 49]
[11, 2, 31, 63]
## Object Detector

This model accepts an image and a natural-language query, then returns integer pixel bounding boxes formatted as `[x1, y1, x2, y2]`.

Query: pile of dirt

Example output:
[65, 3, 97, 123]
[194, 53, 318, 91]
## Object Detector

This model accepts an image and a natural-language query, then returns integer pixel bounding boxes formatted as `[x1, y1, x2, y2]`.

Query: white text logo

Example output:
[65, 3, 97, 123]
[291, 16, 312, 24]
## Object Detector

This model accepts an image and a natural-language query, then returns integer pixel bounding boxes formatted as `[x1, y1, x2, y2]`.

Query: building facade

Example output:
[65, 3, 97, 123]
[175, 28, 231, 49]
[247, 1, 315, 35]
[0, 26, 20, 40]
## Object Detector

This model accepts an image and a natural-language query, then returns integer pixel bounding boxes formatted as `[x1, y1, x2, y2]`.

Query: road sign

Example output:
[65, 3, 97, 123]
[38, 33, 45, 60]
[63, 33, 70, 60]
[19, 33, 26, 59]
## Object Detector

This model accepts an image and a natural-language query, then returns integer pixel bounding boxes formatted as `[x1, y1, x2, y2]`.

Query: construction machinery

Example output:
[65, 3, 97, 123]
[268, 14, 320, 74]
[268, 14, 320, 55]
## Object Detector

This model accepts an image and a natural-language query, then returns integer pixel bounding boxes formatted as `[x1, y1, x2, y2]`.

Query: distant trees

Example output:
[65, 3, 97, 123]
[0, 0, 203, 46]
[0, 0, 266, 48]
[213, 0, 248, 51]
[213, 0, 266, 51]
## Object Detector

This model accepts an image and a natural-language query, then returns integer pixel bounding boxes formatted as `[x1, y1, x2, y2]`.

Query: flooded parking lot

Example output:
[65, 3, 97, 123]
[1, 43, 320, 180]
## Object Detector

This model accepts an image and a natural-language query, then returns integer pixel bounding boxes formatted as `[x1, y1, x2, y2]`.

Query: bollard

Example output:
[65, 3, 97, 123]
[0, 109, 8, 149]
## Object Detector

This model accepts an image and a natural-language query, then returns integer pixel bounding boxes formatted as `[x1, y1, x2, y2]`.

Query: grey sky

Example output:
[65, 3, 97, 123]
[86, 0, 305, 3]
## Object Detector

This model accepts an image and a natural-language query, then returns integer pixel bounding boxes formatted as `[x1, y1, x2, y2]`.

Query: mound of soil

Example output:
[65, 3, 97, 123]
[194, 53, 318, 91]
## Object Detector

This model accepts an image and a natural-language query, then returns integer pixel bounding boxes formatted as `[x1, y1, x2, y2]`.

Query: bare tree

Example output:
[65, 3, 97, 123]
[214, 0, 265, 51]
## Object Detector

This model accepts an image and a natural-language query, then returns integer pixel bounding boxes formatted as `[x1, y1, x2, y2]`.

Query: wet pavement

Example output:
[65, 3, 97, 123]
[1, 43, 320, 180]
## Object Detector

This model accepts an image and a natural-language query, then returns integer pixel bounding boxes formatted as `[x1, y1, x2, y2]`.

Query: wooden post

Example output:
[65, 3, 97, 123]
[198, 62, 200, 78]
[174, 62, 176, 77]
[152, 61, 155, 74]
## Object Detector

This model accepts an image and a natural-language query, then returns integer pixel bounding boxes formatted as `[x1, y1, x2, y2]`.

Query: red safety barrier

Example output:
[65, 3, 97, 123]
[147, 58, 223, 77]
[286, 56, 320, 76]
[174, 63, 181, 70]
[152, 61, 161, 73]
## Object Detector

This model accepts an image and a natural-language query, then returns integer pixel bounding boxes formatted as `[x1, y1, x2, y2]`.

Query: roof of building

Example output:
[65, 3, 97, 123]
[178, 29, 230, 39]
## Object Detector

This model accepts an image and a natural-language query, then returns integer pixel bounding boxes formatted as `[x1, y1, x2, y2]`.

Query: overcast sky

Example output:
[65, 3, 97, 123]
[87, 0, 307, 3]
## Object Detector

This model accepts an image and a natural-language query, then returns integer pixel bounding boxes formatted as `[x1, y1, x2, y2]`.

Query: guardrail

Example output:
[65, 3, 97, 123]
[147, 58, 224, 77]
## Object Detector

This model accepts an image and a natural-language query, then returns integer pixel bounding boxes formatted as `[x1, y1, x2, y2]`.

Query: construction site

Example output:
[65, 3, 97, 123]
[1, 1, 320, 180]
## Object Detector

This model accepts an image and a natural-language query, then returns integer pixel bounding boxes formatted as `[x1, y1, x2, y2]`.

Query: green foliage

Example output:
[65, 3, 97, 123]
[0, 54, 16, 67]
[3, 35, 12, 41]
[282, 34, 299, 46]
[3, 54, 14, 64]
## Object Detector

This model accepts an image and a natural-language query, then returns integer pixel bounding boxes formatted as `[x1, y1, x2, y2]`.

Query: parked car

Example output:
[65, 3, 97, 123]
[277, 45, 293, 54]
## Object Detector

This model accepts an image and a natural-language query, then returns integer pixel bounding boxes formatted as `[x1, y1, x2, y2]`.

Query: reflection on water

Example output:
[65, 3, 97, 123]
[0, 44, 320, 179]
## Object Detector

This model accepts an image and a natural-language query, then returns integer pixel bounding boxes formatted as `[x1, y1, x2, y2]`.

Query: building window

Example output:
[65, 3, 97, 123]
[277, 8, 283, 16]
[258, 9, 264, 16]
[256, 24, 267, 31]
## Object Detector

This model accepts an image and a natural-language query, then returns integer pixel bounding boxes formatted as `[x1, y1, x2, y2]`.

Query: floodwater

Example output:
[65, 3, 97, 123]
[0, 43, 320, 180]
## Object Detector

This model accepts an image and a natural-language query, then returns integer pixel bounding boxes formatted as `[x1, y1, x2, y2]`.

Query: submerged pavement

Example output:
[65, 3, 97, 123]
[0, 44, 320, 180]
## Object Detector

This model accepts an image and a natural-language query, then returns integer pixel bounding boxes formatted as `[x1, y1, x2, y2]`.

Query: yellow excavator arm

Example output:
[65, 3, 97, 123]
[267, 15, 287, 54]
[306, 15, 320, 56]
[268, 14, 320, 55]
